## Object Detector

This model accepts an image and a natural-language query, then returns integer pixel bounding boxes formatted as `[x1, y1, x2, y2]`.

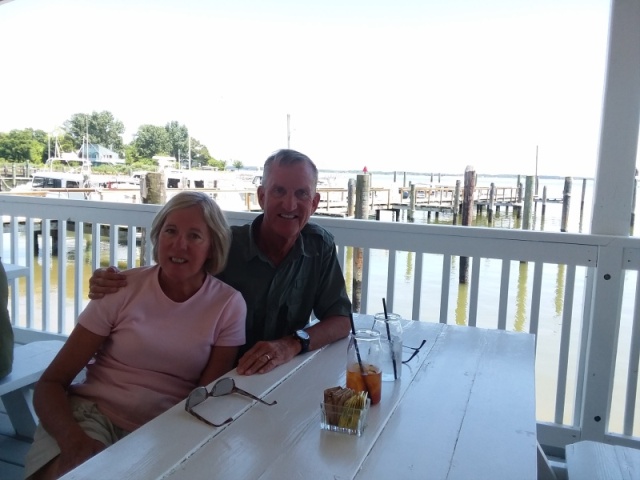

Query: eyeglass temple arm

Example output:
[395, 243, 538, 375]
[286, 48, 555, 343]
[402, 340, 426, 364]
[404, 339, 427, 351]
[233, 386, 277, 406]
[187, 408, 233, 428]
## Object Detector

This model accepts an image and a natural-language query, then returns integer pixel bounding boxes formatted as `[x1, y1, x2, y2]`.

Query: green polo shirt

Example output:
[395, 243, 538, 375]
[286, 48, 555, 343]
[218, 215, 352, 355]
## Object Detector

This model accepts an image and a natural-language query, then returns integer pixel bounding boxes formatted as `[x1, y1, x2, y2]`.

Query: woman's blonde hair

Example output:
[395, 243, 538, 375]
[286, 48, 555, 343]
[150, 191, 231, 275]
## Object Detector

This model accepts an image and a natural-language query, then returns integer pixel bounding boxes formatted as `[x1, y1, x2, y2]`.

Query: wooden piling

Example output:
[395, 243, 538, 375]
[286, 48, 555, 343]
[523, 176, 534, 230]
[143, 172, 166, 205]
[352, 174, 371, 312]
[542, 186, 547, 216]
[403, 172, 407, 187]
[452, 180, 461, 225]
[561, 177, 572, 232]
[580, 178, 587, 223]
[347, 178, 356, 217]
[517, 182, 523, 203]
[408, 183, 417, 222]
[488, 182, 495, 225]
[460, 166, 476, 284]
[140, 173, 165, 265]
[355, 174, 370, 219]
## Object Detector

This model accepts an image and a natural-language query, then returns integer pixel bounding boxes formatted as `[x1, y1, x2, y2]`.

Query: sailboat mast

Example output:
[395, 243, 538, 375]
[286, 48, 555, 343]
[535, 145, 539, 196]
[85, 114, 89, 162]
[287, 114, 290, 149]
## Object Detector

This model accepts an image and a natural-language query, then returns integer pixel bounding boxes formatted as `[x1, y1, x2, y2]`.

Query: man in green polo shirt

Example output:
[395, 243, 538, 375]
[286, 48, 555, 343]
[88, 149, 352, 376]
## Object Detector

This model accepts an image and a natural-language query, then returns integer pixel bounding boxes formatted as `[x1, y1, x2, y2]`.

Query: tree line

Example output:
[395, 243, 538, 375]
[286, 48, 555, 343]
[0, 111, 237, 171]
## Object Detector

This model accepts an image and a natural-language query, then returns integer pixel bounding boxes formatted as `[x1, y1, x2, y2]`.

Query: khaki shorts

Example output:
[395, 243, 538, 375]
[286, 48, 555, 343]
[24, 396, 129, 478]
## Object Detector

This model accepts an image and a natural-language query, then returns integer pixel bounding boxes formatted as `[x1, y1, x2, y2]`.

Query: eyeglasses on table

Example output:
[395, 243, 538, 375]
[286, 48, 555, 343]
[402, 339, 426, 364]
[185, 377, 277, 427]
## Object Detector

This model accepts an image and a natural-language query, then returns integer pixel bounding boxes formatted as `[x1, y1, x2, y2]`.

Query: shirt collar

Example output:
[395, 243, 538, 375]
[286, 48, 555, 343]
[247, 214, 311, 265]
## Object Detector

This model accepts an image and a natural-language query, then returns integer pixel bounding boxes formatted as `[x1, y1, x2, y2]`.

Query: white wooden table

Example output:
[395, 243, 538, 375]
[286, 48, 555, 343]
[566, 440, 640, 479]
[62, 318, 537, 480]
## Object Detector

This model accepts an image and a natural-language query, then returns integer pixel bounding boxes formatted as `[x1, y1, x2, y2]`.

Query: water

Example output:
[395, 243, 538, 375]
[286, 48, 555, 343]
[5, 172, 638, 434]
[327, 172, 639, 433]
[326, 171, 603, 234]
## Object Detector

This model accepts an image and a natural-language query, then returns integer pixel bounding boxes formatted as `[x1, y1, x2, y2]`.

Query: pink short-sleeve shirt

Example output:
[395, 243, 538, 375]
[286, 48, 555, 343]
[70, 265, 246, 431]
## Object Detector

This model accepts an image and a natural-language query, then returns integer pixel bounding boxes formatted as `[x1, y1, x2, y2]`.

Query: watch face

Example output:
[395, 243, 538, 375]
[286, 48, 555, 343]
[296, 330, 310, 340]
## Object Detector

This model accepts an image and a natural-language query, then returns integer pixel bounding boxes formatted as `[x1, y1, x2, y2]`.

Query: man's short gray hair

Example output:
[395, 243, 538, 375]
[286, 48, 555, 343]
[262, 149, 319, 187]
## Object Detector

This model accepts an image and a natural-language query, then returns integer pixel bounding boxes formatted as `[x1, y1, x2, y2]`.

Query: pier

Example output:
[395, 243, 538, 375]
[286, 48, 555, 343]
[0, 177, 574, 226]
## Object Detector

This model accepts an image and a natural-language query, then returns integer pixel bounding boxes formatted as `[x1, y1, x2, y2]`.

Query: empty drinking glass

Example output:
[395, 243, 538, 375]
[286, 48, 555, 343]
[372, 313, 403, 381]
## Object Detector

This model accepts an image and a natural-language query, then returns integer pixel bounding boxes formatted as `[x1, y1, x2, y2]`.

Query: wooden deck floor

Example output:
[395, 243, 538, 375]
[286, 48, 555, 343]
[0, 396, 31, 480]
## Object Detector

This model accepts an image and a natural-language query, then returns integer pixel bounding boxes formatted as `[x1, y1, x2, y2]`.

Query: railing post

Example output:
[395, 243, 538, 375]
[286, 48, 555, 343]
[579, 243, 625, 442]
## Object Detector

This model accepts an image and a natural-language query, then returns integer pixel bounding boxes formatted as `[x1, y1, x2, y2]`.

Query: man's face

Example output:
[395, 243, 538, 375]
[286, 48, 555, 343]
[257, 161, 320, 243]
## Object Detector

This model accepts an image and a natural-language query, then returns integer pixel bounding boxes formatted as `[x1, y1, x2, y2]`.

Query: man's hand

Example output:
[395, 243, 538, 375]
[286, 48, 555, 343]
[88, 266, 127, 300]
[236, 337, 300, 375]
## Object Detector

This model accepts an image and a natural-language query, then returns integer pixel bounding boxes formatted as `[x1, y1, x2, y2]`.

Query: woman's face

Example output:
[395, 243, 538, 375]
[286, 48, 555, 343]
[157, 205, 211, 288]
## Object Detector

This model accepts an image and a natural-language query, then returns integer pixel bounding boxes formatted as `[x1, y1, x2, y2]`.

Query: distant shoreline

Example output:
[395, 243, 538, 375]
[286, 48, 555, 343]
[319, 169, 595, 181]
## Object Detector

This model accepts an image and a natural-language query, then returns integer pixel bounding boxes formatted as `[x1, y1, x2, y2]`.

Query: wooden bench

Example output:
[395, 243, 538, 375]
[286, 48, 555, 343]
[3, 262, 29, 327]
[566, 440, 640, 479]
[0, 340, 64, 439]
[3, 263, 29, 282]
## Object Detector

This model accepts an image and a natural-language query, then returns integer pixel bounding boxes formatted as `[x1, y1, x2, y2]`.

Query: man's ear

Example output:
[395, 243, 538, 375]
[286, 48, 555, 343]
[257, 186, 265, 209]
[311, 192, 320, 213]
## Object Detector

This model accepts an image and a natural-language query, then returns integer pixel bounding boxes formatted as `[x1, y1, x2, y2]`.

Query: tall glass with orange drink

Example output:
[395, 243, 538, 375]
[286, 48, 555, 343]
[346, 329, 382, 405]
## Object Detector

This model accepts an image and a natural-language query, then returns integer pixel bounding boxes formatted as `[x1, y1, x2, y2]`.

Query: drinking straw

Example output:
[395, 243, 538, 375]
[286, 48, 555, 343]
[349, 313, 366, 375]
[382, 298, 398, 380]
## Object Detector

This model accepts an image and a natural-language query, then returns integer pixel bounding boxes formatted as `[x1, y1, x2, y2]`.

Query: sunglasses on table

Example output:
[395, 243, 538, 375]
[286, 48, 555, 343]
[402, 339, 427, 364]
[185, 377, 277, 427]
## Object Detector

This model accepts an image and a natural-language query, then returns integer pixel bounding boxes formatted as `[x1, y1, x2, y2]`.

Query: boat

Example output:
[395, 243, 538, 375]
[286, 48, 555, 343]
[10, 155, 96, 199]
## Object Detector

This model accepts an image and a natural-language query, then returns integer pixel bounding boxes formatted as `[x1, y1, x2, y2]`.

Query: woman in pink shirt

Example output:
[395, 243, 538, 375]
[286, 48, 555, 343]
[24, 191, 247, 480]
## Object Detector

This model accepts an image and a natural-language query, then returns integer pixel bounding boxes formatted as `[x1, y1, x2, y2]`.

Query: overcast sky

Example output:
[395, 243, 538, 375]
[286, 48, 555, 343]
[0, 0, 612, 176]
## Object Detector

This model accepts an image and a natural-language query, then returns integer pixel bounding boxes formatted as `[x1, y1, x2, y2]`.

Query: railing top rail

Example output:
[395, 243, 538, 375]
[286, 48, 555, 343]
[2, 194, 638, 268]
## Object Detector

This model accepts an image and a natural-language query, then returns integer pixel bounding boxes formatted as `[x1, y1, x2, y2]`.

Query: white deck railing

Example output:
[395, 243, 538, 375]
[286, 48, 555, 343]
[1, 194, 639, 455]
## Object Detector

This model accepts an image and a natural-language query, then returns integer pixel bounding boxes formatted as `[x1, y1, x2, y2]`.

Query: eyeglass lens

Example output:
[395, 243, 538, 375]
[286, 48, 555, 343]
[211, 378, 277, 406]
[185, 386, 233, 428]
[211, 377, 235, 397]
[186, 386, 208, 410]
[186, 377, 278, 428]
